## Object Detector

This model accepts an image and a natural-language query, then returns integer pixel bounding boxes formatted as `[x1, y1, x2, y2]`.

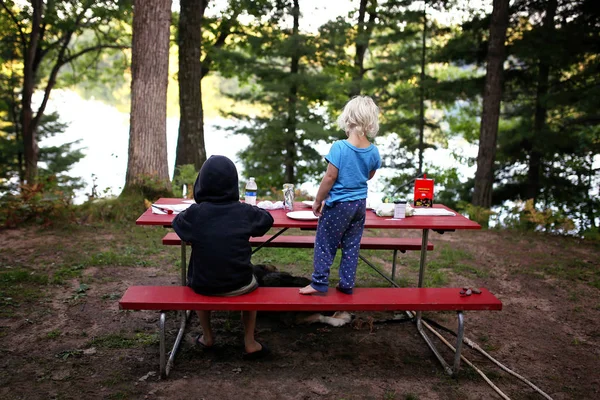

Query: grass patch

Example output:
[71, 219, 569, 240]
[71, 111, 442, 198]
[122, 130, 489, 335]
[90, 332, 159, 349]
[0, 269, 48, 315]
[539, 260, 600, 289]
[404, 244, 483, 283]
[51, 264, 85, 284]
[0, 269, 48, 285]
[47, 329, 61, 339]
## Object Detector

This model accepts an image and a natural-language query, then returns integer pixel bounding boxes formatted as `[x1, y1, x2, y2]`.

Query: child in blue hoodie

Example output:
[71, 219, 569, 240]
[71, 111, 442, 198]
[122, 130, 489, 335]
[173, 155, 273, 359]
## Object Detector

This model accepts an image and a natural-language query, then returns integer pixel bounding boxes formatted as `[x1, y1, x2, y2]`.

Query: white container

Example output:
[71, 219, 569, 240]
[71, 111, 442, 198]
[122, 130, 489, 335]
[394, 203, 406, 219]
[283, 183, 294, 211]
[245, 177, 257, 206]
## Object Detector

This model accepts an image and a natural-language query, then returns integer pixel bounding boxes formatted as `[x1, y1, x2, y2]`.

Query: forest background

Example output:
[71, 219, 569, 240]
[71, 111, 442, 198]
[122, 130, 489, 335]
[0, 0, 598, 237]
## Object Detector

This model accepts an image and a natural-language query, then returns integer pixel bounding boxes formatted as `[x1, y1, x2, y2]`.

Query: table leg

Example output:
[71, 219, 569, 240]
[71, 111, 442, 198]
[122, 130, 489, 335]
[413, 228, 465, 376]
[158, 240, 191, 378]
[180, 240, 186, 286]
[416, 311, 465, 376]
[417, 228, 429, 288]
[251, 228, 289, 255]
[158, 309, 192, 378]
[391, 249, 398, 281]
[415, 229, 430, 328]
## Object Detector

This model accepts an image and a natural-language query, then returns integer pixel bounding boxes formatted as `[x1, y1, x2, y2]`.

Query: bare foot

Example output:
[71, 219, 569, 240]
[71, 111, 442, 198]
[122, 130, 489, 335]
[244, 339, 262, 354]
[299, 285, 320, 295]
[196, 335, 214, 348]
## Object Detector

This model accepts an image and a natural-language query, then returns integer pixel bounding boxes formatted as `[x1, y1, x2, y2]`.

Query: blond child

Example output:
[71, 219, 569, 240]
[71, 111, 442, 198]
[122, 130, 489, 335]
[300, 96, 381, 295]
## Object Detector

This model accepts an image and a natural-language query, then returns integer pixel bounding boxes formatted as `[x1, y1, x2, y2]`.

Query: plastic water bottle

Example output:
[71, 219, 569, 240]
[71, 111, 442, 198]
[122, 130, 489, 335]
[245, 177, 257, 205]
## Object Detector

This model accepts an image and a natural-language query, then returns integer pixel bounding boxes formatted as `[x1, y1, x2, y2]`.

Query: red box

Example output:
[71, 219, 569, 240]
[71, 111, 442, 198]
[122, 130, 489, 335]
[413, 174, 434, 207]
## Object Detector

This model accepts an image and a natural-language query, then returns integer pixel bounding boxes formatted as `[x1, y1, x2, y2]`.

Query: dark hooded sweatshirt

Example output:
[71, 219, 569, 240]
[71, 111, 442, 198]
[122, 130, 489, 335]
[172, 155, 273, 295]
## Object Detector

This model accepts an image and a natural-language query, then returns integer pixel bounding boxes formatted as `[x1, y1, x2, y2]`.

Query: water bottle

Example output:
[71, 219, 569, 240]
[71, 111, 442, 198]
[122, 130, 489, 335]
[245, 177, 257, 205]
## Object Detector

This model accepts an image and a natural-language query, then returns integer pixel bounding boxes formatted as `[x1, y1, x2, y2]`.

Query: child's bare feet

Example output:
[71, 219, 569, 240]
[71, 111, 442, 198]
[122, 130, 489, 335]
[299, 285, 320, 295]
[195, 335, 214, 348]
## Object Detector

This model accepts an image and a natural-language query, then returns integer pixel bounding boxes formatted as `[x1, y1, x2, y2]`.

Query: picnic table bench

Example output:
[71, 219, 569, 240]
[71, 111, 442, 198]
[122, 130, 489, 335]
[162, 232, 434, 284]
[120, 286, 502, 378]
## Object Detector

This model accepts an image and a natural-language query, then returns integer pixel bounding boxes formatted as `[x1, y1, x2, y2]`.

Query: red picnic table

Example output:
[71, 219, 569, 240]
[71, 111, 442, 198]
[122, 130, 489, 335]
[137, 199, 480, 289]
[135, 199, 482, 376]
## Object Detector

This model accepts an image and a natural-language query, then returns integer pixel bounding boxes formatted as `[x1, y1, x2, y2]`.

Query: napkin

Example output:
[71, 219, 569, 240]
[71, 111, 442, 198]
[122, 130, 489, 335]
[413, 208, 455, 216]
[151, 203, 192, 214]
[256, 200, 284, 210]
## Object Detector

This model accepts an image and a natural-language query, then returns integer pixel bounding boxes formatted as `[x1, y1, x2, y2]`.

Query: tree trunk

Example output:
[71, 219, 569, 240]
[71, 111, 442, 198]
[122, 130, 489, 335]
[417, 2, 427, 175]
[124, 0, 172, 195]
[350, 0, 376, 98]
[284, 0, 300, 184]
[526, 0, 557, 203]
[472, 0, 510, 208]
[21, 0, 43, 184]
[174, 0, 207, 178]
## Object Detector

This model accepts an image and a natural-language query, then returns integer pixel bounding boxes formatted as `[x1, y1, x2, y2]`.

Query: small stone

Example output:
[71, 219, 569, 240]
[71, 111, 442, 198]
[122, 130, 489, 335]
[83, 347, 97, 355]
[138, 371, 157, 382]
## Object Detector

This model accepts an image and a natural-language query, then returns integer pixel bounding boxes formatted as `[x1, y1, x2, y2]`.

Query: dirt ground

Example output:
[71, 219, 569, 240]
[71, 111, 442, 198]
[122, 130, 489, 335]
[0, 226, 599, 400]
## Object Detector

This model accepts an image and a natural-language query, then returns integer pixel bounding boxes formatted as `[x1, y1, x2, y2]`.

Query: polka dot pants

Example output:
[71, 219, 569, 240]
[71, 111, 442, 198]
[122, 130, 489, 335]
[310, 199, 367, 293]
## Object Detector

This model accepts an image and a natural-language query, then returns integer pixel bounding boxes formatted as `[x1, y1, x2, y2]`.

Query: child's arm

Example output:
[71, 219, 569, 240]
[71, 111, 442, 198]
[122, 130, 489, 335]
[172, 208, 195, 242]
[368, 170, 376, 180]
[313, 163, 338, 215]
[250, 207, 274, 237]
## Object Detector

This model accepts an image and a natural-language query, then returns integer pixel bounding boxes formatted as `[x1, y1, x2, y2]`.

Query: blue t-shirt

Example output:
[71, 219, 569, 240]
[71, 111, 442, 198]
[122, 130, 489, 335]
[325, 140, 381, 205]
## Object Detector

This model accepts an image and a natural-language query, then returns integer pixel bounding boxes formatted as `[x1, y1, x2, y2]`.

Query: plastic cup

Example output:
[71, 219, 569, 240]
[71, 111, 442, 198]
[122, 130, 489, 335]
[394, 203, 406, 219]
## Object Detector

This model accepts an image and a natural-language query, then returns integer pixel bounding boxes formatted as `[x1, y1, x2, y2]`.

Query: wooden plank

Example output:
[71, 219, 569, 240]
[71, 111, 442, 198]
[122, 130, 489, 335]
[119, 286, 502, 312]
[161, 232, 434, 251]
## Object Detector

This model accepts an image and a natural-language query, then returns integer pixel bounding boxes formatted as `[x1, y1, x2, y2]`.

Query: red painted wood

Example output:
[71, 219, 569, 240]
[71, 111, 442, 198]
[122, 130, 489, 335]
[136, 199, 481, 231]
[119, 286, 502, 312]
[161, 232, 434, 251]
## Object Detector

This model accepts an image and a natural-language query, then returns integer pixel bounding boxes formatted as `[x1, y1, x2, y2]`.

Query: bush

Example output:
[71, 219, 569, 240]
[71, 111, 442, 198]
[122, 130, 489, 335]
[76, 193, 147, 224]
[0, 177, 76, 228]
[502, 199, 576, 234]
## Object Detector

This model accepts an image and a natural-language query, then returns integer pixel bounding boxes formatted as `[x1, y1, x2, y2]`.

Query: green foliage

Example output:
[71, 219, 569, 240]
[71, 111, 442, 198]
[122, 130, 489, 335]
[458, 202, 496, 229]
[500, 199, 576, 234]
[76, 193, 147, 224]
[171, 164, 197, 198]
[439, 0, 600, 233]
[220, 1, 339, 191]
[0, 0, 131, 189]
[0, 178, 77, 228]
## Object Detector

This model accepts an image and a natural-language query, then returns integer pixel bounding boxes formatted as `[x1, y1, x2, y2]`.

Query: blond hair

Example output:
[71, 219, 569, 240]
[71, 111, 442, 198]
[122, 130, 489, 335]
[336, 95, 380, 138]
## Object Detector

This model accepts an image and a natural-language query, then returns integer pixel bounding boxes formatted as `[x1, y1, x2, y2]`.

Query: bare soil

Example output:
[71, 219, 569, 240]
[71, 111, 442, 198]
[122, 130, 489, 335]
[0, 226, 599, 400]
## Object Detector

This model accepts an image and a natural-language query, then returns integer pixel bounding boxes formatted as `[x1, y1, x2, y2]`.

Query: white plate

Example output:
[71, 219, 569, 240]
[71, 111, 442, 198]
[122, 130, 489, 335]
[286, 211, 319, 220]
[301, 200, 315, 207]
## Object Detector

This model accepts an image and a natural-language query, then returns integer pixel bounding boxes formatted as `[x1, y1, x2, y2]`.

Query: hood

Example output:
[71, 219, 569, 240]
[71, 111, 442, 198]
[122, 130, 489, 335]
[193, 155, 240, 203]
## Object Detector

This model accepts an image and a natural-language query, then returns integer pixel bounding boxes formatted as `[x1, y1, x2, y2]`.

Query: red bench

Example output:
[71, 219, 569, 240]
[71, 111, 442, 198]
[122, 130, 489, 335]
[162, 232, 434, 284]
[120, 286, 502, 378]
[162, 232, 433, 251]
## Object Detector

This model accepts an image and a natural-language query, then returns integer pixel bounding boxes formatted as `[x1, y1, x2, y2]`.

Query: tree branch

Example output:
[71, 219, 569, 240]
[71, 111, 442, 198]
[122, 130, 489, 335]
[200, 10, 240, 79]
[60, 44, 128, 66]
[0, 0, 27, 47]
[31, 29, 73, 132]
